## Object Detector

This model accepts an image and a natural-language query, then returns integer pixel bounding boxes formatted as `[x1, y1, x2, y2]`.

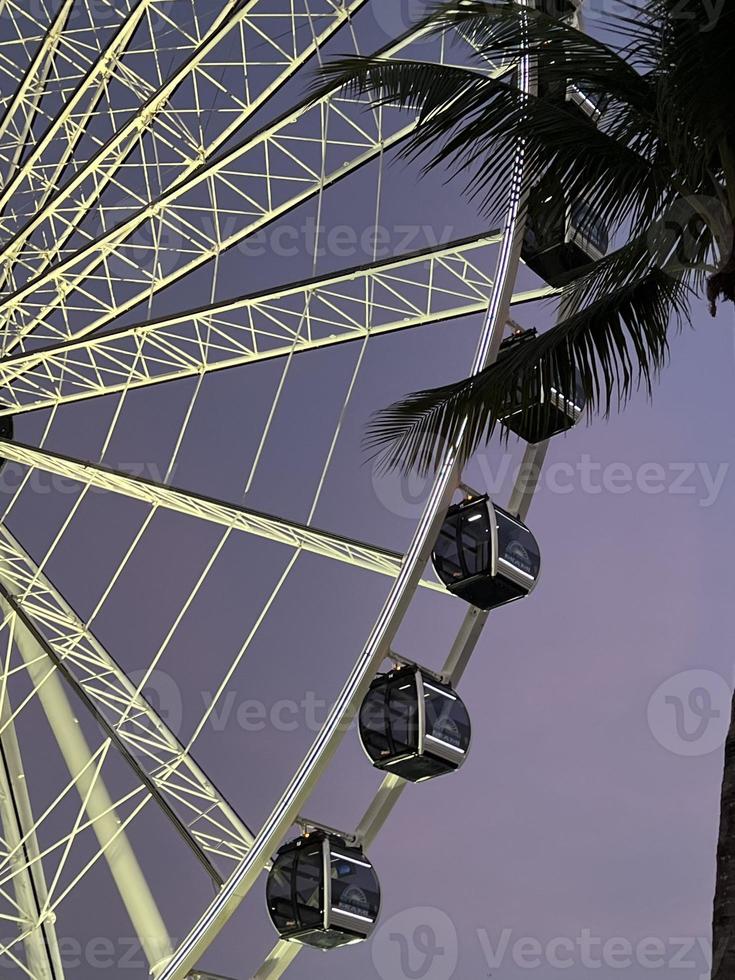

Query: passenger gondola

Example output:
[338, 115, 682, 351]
[566, 81, 609, 122]
[521, 173, 608, 286]
[266, 830, 381, 950]
[359, 664, 471, 782]
[498, 327, 585, 442]
[538, 71, 609, 123]
[534, 0, 582, 20]
[432, 495, 541, 610]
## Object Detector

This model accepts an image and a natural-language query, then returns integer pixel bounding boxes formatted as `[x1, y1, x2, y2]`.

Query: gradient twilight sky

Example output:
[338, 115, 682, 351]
[2, 1, 732, 978]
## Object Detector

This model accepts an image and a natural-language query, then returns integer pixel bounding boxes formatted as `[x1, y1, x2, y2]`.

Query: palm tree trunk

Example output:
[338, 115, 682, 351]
[711, 690, 735, 978]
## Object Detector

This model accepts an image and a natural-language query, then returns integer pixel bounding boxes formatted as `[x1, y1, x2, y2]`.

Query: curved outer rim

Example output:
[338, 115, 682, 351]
[157, 6, 536, 975]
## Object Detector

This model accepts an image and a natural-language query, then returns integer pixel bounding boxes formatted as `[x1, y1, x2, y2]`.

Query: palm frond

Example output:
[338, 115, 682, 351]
[314, 54, 668, 232]
[559, 205, 718, 304]
[365, 266, 691, 474]
[430, 0, 655, 111]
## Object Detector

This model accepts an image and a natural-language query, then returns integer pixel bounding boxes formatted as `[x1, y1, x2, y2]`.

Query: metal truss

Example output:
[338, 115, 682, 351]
[0, 440, 445, 595]
[0, 234, 553, 415]
[0, 21, 504, 359]
[0, 689, 65, 980]
[0, 0, 370, 306]
[0, 594, 173, 974]
[0, 2, 138, 162]
[0, 2, 552, 976]
[0, 1, 158, 239]
[158, 13, 537, 976]
[0, 526, 255, 882]
[0, 0, 74, 192]
[0, 235, 555, 415]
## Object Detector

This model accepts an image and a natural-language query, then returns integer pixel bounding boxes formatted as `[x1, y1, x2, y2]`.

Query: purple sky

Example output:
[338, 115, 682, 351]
[2, 2, 732, 978]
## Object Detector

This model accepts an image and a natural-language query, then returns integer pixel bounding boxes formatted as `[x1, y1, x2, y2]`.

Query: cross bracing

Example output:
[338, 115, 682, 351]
[0, 525, 255, 880]
[0, 0, 541, 975]
[0, 0, 371, 304]
[0, 20, 506, 361]
[0, 440, 447, 594]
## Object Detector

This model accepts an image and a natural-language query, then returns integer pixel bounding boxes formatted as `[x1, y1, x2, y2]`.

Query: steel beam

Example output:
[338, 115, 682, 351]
[0, 0, 74, 189]
[0, 0, 155, 220]
[206, 15, 539, 979]
[154, 23, 534, 973]
[0, 236, 556, 416]
[0, 22, 506, 357]
[0, 0, 369, 318]
[0, 591, 172, 973]
[0, 440, 446, 594]
[0, 690, 65, 979]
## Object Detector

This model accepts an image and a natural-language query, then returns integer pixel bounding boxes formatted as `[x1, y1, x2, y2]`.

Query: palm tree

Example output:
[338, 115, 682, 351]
[317, 1, 735, 976]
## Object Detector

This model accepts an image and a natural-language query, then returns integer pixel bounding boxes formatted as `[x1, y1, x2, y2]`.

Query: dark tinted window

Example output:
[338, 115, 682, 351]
[423, 681, 471, 753]
[294, 847, 323, 928]
[459, 502, 491, 576]
[387, 678, 419, 755]
[433, 511, 463, 585]
[525, 178, 566, 250]
[330, 849, 380, 922]
[267, 850, 296, 932]
[359, 686, 390, 762]
[571, 200, 609, 255]
[495, 508, 540, 578]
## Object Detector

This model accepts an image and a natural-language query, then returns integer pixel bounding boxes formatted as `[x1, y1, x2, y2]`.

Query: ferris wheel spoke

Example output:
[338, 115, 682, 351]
[0, 0, 240, 268]
[0, 688, 65, 980]
[0, 1, 156, 234]
[0, 20, 497, 360]
[0, 0, 367, 310]
[0, 0, 261, 297]
[0, 0, 232, 221]
[0, 440, 446, 593]
[0, 0, 107, 127]
[0, 599, 172, 973]
[0, 756, 148, 903]
[0, 526, 255, 884]
[0, 1, 568, 972]
[0, 96, 412, 356]
[0, 235, 560, 416]
[252, 941, 300, 979]
[0, 0, 74, 192]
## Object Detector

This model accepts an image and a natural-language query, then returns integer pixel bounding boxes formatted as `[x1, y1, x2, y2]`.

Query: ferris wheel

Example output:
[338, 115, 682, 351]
[0, 1, 601, 977]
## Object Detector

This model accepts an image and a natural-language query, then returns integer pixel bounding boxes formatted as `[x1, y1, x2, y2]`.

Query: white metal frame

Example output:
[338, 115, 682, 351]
[0, 688, 65, 980]
[0, 591, 173, 973]
[0, 526, 254, 881]
[157, 9, 536, 976]
[0, 1, 581, 976]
